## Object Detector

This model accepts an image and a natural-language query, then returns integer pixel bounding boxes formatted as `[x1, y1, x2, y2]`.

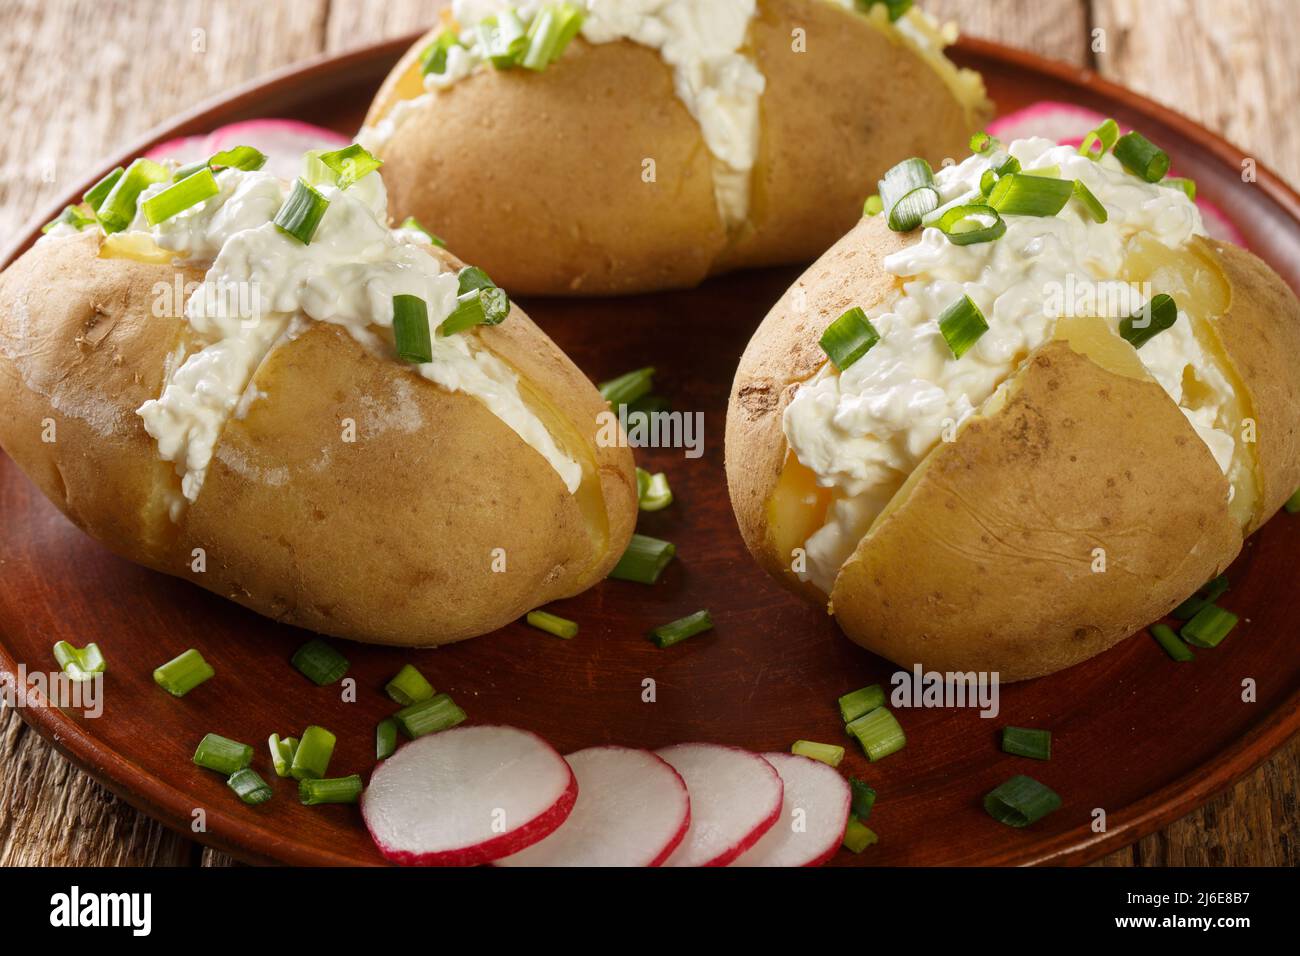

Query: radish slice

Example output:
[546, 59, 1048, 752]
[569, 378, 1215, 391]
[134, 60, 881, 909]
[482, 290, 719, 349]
[362, 725, 577, 867]
[729, 753, 851, 868]
[145, 119, 349, 181]
[494, 746, 690, 867]
[656, 743, 783, 867]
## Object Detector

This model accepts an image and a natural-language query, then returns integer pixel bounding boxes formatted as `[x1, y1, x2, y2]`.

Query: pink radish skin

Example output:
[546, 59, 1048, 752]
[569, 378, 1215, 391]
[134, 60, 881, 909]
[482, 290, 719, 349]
[656, 743, 784, 867]
[362, 725, 577, 867]
[730, 753, 851, 868]
[146, 119, 349, 181]
[495, 746, 691, 867]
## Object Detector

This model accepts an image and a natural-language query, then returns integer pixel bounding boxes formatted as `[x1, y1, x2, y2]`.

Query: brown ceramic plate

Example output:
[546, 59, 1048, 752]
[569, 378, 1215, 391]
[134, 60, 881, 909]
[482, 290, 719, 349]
[2, 35, 1298, 867]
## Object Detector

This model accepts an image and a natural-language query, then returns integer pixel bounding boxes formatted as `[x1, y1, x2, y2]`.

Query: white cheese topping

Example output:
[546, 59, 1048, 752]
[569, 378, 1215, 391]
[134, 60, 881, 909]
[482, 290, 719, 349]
[783, 137, 1236, 594]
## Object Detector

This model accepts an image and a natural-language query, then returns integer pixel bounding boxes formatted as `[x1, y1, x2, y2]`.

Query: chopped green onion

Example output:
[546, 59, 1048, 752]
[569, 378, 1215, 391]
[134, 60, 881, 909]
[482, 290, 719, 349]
[172, 160, 210, 182]
[141, 166, 219, 225]
[849, 777, 877, 820]
[838, 684, 885, 723]
[193, 733, 253, 775]
[1071, 180, 1108, 223]
[400, 216, 446, 246]
[1151, 624, 1195, 662]
[290, 638, 350, 686]
[290, 725, 337, 780]
[526, 610, 579, 640]
[791, 740, 844, 767]
[819, 306, 881, 372]
[609, 533, 676, 584]
[153, 648, 214, 697]
[300, 774, 363, 806]
[979, 152, 1021, 197]
[842, 815, 878, 853]
[862, 194, 883, 217]
[385, 664, 436, 706]
[1078, 118, 1120, 160]
[1001, 726, 1052, 761]
[846, 707, 906, 761]
[394, 693, 468, 739]
[268, 734, 299, 778]
[480, 10, 529, 69]
[1171, 574, 1229, 620]
[969, 131, 994, 154]
[96, 158, 169, 234]
[317, 143, 382, 190]
[456, 265, 496, 295]
[273, 177, 329, 244]
[83, 167, 124, 212]
[987, 172, 1074, 217]
[208, 145, 268, 172]
[649, 610, 713, 649]
[523, 2, 585, 70]
[392, 294, 433, 364]
[227, 768, 274, 805]
[376, 718, 398, 760]
[936, 203, 1007, 246]
[1119, 293, 1178, 349]
[1285, 488, 1300, 514]
[42, 204, 97, 234]
[636, 468, 674, 511]
[420, 29, 460, 76]
[983, 775, 1061, 827]
[53, 641, 105, 681]
[938, 295, 989, 359]
[1181, 604, 1238, 648]
[599, 367, 655, 407]
[879, 157, 939, 232]
[438, 286, 511, 336]
[1163, 176, 1197, 201]
[1114, 131, 1171, 182]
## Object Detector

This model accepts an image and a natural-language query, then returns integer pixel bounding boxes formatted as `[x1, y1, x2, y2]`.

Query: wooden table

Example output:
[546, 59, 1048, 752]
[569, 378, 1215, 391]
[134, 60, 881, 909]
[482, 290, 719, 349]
[0, 0, 1296, 867]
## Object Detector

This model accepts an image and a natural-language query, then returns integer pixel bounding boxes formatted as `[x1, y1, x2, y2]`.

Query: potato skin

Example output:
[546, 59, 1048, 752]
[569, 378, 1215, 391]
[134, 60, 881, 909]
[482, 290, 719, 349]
[0, 233, 636, 646]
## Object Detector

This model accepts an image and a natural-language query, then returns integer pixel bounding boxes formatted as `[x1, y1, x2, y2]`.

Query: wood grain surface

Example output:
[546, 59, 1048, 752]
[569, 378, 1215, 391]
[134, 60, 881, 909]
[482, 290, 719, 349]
[1, 0, 1296, 868]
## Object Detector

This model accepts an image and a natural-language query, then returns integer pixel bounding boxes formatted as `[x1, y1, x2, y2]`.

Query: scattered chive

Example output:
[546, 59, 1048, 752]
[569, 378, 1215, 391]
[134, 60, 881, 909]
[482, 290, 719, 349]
[526, 610, 579, 640]
[1283, 488, 1300, 514]
[598, 367, 656, 407]
[938, 294, 989, 359]
[83, 167, 125, 212]
[863, 194, 883, 216]
[273, 177, 329, 245]
[1181, 604, 1238, 648]
[153, 648, 214, 697]
[438, 286, 511, 336]
[842, 815, 878, 853]
[268, 734, 299, 778]
[878, 157, 939, 232]
[649, 610, 713, 649]
[53, 641, 106, 682]
[1171, 574, 1229, 620]
[791, 740, 845, 767]
[376, 718, 399, 760]
[141, 166, 219, 225]
[97, 157, 169, 234]
[1114, 131, 1171, 182]
[983, 775, 1061, 827]
[820, 306, 881, 372]
[636, 468, 674, 511]
[316, 143, 382, 190]
[227, 768, 274, 805]
[384, 664, 436, 706]
[394, 693, 467, 739]
[849, 777, 877, 820]
[1078, 118, 1120, 160]
[208, 145, 268, 172]
[1163, 176, 1197, 201]
[1152, 624, 1195, 662]
[400, 216, 446, 246]
[838, 684, 886, 723]
[1119, 293, 1178, 349]
[936, 203, 1007, 245]
[609, 533, 676, 584]
[289, 725, 336, 781]
[290, 638, 350, 686]
[392, 294, 433, 364]
[987, 172, 1074, 217]
[300, 774, 363, 806]
[42, 204, 97, 234]
[846, 707, 906, 762]
[1072, 180, 1108, 223]
[193, 733, 253, 776]
[1001, 727, 1052, 761]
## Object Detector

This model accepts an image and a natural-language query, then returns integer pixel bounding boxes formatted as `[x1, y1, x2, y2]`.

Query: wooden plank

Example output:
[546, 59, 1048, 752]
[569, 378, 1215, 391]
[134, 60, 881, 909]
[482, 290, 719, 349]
[324, 0, 440, 51]
[928, 0, 1090, 66]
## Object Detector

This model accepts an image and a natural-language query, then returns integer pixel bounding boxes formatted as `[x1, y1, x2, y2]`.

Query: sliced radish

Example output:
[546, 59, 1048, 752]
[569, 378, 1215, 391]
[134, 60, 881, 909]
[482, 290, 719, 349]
[729, 753, 851, 868]
[362, 725, 577, 867]
[145, 119, 349, 181]
[494, 746, 690, 867]
[656, 743, 783, 867]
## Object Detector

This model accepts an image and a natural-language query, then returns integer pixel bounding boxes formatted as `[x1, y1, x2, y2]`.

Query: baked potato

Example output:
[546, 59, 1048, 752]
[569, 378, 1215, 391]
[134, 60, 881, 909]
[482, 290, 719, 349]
[361, 0, 991, 296]
[726, 129, 1300, 681]
[0, 149, 637, 646]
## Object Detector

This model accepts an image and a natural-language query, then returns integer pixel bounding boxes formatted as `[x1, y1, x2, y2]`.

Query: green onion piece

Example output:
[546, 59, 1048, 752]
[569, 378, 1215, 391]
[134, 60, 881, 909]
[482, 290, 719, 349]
[862, 194, 883, 217]
[888, 186, 940, 232]
[635, 468, 674, 512]
[227, 768, 274, 805]
[1151, 624, 1195, 662]
[385, 663, 436, 706]
[846, 707, 906, 762]
[1071, 179, 1108, 223]
[376, 718, 398, 760]
[1119, 293, 1178, 349]
[983, 775, 1061, 827]
[849, 777, 877, 820]
[394, 693, 468, 739]
[609, 533, 676, 584]
[83, 167, 125, 212]
[1285, 488, 1300, 514]
[193, 733, 254, 775]
[649, 610, 713, 649]
[838, 684, 885, 723]
[42, 204, 97, 234]
[526, 610, 579, 640]
[53, 641, 106, 681]
[791, 740, 845, 767]
[399, 216, 446, 246]
[1171, 574, 1229, 620]
[1114, 131, 1171, 182]
[268, 734, 299, 778]
[153, 648, 214, 697]
[842, 815, 878, 853]
[392, 294, 433, 364]
[209, 145, 268, 172]
[1078, 118, 1120, 160]
[172, 160, 210, 182]
[96, 158, 169, 234]
[1181, 604, 1238, 648]
[420, 29, 460, 76]
[290, 638, 350, 686]
[969, 131, 994, 154]
[1163, 176, 1197, 201]
[1001, 726, 1052, 761]
[317, 143, 382, 190]
[438, 286, 511, 336]
[819, 306, 881, 372]
[290, 725, 337, 781]
[599, 367, 656, 407]
[456, 265, 496, 295]
[523, 3, 584, 70]
[480, 10, 529, 69]
[273, 177, 329, 244]
[979, 152, 1021, 198]
[141, 166, 219, 225]
[938, 295, 989, 359]
[300, 774, 363, 806]
[936, 203, 1007, 246]
[878, 157, 939, 232]
[987, 172, 1074, 217]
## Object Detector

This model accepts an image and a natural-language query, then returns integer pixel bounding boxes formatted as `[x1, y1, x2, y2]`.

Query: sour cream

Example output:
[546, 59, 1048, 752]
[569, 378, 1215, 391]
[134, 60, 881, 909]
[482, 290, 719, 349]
[783, 137, 1236, 594]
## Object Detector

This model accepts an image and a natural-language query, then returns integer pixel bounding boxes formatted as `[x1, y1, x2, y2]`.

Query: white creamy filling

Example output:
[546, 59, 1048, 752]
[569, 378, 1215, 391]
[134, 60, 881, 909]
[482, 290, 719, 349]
[130, 166, 581, 514]
[784, 137, 1236, 595]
